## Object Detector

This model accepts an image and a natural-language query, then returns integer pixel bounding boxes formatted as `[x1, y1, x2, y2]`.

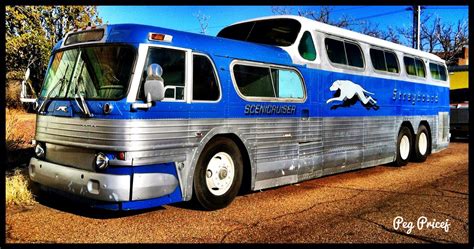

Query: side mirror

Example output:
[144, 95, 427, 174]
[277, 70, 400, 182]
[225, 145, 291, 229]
[20, 68, 38, 104]
[144, 64, 165, 102]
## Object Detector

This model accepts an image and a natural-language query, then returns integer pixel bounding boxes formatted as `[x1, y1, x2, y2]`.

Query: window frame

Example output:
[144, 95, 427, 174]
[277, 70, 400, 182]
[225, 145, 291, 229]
[230, 60, 307, 103]
[133, 44, 192, 103]
[324, 35, 365, 71]
[191, 52, 222, 103]
[403, 54, 427, 79]
[369, 47, 400, 76]
[429, 62, 448, 82]
[298, 30, 317, 62]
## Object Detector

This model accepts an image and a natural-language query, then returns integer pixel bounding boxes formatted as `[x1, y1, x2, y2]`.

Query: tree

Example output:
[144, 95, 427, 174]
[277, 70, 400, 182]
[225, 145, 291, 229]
[5, 6, 102, 107]
[194, 11, 210, 35]
[436, 19, 468, 65]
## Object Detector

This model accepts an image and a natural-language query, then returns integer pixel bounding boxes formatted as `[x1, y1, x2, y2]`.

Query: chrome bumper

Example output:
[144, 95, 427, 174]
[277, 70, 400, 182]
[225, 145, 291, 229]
[28, 158, 179, 202]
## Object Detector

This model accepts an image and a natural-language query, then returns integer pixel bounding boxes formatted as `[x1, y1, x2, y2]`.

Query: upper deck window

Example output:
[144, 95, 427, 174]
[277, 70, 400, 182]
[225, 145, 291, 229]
[429, 63, 447, 81]
[369, 48, 399, 73]
[298, 31, 317, 61]
[232, 63, 305, 101]
[325, 38, 364, 69]
[217, 18, 301, 46]
[404, 56, 426, 78]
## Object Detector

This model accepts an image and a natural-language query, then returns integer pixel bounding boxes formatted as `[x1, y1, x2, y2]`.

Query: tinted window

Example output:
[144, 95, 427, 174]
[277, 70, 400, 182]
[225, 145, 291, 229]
[217, 19, 301, 46]
[404, 57, 416, 76]
[345, 42, 364, 68]
[325, 38, 347, 65]
[233, 64, 304, 100]
[385, 51, 399, 73]
[430, 63, 447, 81]
[415, 58, 426, 78]
[370, 48, 386, 71]
[140, 47, 185, 100]
[193, 55, 220, 101]
[298, 31, 316, 61]
[234, 65, 274, 97]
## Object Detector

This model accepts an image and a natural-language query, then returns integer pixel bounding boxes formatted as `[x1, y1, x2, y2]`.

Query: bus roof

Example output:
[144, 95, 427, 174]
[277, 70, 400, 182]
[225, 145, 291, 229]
[54, 23, 294, 66]
[226, 15, 445, 63]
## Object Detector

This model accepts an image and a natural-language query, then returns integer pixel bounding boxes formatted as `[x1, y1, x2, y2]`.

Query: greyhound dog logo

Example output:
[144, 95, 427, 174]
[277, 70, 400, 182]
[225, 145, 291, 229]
[326, 80, 377, 106]
[56, 106, 68, 113]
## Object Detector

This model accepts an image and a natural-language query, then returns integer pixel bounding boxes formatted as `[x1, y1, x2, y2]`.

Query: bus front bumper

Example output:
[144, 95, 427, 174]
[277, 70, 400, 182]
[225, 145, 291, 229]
[28, 157, 179, 203]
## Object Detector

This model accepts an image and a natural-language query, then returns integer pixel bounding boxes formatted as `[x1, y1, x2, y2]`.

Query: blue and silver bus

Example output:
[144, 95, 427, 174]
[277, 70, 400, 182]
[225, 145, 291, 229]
[21, 15, 450, 211]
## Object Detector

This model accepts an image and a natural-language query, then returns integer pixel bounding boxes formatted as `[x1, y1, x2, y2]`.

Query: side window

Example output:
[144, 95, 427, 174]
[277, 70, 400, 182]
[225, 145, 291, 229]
[272, 69, 304, 98]
[234, 64, 274, 97]
[233, 63, 305, 100]
[345, 42, 364, 68]
[193, 55, 220, 101]
[430, 63, 447, 81]
[404, 57, 416, 76]
[370, 48, 386, 71]
[141, 47, 185, 100]
[415, 58, 426, 78]
[325, 38, 347, 65]
[298, 31, 316, 61]
[385, 51, 399, 73]
[370, 49, 399, 74]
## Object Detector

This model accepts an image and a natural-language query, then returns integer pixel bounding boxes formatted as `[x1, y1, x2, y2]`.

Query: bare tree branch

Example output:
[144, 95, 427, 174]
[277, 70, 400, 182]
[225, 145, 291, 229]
[194, 11, 210, 35]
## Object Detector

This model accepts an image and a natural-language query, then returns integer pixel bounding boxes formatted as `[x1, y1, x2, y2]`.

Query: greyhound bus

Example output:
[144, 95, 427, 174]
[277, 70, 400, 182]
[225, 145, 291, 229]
[21, 15, 450, 211]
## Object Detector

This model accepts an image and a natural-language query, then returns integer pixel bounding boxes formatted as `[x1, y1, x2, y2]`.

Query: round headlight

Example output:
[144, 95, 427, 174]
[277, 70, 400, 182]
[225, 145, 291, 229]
[95, 152, 109, 170]
[35, 143, 45, 158]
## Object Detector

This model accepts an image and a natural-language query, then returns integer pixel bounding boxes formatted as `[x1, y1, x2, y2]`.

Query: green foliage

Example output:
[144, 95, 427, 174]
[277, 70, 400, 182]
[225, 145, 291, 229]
[5, 6, 102, 102]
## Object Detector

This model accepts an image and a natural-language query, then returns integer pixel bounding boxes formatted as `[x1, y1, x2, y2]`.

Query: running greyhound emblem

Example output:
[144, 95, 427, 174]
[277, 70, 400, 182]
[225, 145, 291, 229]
[326, 80, 377, 105]
[56, 106, 68, 112]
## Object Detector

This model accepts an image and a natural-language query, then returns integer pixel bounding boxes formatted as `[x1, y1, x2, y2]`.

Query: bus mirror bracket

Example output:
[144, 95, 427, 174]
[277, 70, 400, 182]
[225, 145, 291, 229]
[20, 68, 38, 105]
[131, 64, 165, 110]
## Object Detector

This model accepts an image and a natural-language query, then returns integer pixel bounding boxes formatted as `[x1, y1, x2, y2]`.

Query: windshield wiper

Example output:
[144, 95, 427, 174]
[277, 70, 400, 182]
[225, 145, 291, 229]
[38, 65, 69, 114]
[73, 63, 93, 117]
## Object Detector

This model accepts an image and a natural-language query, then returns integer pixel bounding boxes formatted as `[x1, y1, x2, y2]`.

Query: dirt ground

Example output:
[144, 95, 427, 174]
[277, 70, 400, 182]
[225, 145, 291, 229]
[6, 142, 468, 244]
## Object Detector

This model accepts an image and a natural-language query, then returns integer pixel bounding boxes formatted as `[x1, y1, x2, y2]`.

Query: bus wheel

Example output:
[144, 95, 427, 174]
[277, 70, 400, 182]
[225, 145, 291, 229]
[193, 137, 243, 210]
[395, 126, 413, 166]
[413, 125, 430, 162]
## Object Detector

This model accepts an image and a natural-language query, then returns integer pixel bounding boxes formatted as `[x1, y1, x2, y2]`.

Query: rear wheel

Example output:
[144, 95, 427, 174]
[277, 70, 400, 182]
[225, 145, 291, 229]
[193, 137, 243, 210]
[413, 125, 430, 162]
[395, 126, 413, 166]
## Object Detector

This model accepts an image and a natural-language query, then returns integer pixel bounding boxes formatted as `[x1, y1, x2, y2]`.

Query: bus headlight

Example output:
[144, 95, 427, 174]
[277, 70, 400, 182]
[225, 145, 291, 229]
[35, 143, 45, 158]
[95, 152, 109, 170]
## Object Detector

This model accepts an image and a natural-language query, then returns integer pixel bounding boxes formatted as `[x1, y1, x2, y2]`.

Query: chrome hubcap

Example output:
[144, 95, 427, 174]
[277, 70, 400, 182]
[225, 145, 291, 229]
[400, 135, 410, 160]
[205, 152, 235, 196]
[419, 132, 428, 156]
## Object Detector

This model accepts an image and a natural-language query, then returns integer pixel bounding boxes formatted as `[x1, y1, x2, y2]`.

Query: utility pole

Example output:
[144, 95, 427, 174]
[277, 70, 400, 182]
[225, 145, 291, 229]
[409, 5, 422, 50]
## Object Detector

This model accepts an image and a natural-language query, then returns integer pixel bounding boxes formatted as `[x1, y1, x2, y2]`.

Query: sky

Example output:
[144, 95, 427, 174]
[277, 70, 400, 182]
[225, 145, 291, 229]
[97, 5, 469, 38]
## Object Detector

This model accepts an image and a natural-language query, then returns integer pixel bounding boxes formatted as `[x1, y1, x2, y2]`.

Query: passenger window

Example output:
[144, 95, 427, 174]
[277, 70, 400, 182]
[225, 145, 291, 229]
[404, 57, 416, 76]
[234, 65, 275, 98]
[325, 38, 347, 65]
[193, 55, 220, 101]
[272, 69, 304, 98]
[430, 63, 447, 81]
[298, 31, 316, 61]
[345, 42, 364, 68]
[370, 48, 386, 71]
[233, 63, 305, 100]
[415, 58, 426, 78]
[385, 51, 399, 73]
[141, 47, 186, 100]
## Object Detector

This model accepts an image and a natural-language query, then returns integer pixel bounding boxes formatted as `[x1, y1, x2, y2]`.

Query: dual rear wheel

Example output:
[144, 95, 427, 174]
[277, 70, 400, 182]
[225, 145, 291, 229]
[395, 124, 430, 166]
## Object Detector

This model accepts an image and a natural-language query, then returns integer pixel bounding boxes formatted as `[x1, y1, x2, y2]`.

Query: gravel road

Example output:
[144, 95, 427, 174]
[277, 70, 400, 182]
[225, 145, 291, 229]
[6, 142, 468, 243]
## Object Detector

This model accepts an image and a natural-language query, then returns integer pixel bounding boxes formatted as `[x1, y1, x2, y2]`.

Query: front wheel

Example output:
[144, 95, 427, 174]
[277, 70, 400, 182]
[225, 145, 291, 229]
[193, 137, 243, 210]
[413, 125, 430, 162]
[395, 126, 413, 166]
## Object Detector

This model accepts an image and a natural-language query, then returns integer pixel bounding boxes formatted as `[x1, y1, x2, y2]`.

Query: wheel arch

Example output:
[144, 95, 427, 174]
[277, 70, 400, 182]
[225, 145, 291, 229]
[182, 127, 255, 201]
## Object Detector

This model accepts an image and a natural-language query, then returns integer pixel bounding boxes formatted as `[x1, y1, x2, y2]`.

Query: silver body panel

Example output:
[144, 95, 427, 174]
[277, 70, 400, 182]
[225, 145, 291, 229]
[34, 114, 449, 202]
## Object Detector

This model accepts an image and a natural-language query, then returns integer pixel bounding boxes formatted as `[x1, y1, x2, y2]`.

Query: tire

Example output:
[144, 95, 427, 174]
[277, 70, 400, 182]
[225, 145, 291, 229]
[413, 125, 430, 162]
[395, 126, 413, 166]
[193, 137, 243, 210]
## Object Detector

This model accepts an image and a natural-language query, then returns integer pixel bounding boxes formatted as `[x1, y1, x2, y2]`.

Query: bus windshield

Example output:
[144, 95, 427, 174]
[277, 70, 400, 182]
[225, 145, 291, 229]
[40, 45, 135, 100]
